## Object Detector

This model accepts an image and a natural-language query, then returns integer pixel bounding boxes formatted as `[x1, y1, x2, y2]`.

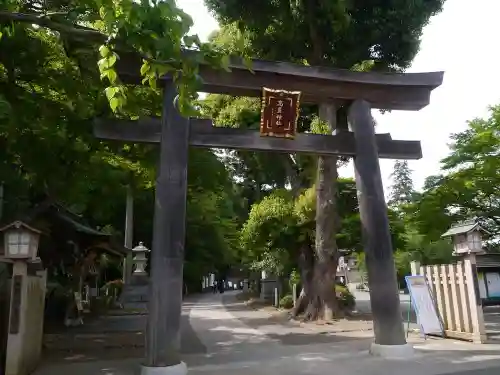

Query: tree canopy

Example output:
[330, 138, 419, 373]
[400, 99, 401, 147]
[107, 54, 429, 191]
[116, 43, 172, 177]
[205, 0, 444, 68]
[1, 0, 231, 113]
[0, 0, 241, 293]
[407, 105, 500, 239]
[205, 0, 445, 320]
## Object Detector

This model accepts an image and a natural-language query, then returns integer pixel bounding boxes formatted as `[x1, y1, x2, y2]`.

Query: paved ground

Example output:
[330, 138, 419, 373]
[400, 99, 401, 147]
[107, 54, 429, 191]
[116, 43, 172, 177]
[42, 299, 206, 362]
[34, 291, 500, 375]
[350, 288, 412, 317]
[351, 288, 418, 330]
[484, 306, 500, 340]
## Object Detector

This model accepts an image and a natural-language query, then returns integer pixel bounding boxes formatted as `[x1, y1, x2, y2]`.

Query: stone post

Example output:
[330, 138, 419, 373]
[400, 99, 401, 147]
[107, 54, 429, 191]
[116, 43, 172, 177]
[6, 261, 47, 375]
[292, 284, 297, 307]
[463, 253, 487, 343]
[410, 261, 421, 276]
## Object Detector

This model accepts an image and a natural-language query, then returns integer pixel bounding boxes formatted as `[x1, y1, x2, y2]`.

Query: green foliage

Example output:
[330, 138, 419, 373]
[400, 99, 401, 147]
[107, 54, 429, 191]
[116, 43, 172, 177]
[356, 252, 366, 273]
[184, 149, 241, 287]
[402, 230, 454, 265]
[393, 250, 413, 287]
[208, 23, 254, 57]
[0, 3, 241, 290]
[199, 91, 310, 215]
[240, 178, 368, 274]
[279, 294, 294, 309]
[239, 174, 413, 277]
[389, 160, 415, 208]
[1, 0, 231, 114]
[240, 191, 296, 275]
[205, 0, 444, 68]
[356, 227, 454, 287]
[310, 116, 330, 135]
[289, 269, 301, 289]
[101, 279, 124, 299]
[406, 105, 500, 239]
[335, 284, 355, 310]
[203, 24, 321, 204]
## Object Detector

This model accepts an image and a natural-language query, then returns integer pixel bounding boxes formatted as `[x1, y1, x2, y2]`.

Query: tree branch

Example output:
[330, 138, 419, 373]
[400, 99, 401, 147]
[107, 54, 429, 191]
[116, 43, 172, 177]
[0, 11, 106, 41]
[0, 11, 186, 71]
[304, 0, 324, 64]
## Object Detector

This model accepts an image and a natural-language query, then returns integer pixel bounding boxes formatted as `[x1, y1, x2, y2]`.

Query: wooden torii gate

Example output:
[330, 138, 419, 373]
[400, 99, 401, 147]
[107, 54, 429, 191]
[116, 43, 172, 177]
[95, 56, 443, 374]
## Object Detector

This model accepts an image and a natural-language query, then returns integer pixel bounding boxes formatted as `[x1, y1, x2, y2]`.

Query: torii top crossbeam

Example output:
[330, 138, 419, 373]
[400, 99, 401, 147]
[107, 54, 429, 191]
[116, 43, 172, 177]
[117, 54, 444, 110]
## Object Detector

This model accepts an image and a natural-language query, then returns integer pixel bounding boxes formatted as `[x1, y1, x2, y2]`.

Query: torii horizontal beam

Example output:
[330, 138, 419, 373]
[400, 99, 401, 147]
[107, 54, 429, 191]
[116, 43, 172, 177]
[116, 52, 443, 111]
[94, 117, 422, 160]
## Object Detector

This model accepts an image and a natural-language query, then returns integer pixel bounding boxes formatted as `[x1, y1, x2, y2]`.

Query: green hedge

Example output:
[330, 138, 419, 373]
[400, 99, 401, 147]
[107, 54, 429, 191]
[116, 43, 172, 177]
[278, 284, 355, 311]
[279, 294, 294, 309]
[336, 284, 356, 310]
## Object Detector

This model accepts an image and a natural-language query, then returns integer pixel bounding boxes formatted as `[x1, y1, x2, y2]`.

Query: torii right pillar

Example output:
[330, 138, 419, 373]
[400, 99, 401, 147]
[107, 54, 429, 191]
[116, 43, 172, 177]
[348, 99, 414, 358]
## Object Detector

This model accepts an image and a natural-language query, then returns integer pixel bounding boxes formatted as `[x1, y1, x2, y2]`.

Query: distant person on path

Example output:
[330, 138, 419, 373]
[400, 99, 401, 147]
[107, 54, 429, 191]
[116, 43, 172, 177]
[218, 279, 225, 294]
[212, 281, 218, 294]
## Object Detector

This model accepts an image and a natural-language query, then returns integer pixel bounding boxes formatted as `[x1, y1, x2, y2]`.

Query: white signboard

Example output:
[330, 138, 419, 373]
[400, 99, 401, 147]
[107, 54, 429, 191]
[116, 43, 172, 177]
[405, 275, 444, 336]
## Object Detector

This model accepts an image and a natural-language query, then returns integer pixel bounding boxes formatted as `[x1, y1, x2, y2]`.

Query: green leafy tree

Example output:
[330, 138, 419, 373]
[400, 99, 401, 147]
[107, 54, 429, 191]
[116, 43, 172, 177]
[199, 89, 318, 221]
[438, 106, 500, 233]
[388, 160, 415, 208]
[206, 0, 445, 320]
[0, 0, 230, 113]
[0, 2, 240, 295]
[407, 105, 500, 239]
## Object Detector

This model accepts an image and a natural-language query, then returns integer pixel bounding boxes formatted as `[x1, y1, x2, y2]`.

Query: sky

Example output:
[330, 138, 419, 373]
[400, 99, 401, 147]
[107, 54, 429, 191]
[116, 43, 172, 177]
[178, 0, 500, 193]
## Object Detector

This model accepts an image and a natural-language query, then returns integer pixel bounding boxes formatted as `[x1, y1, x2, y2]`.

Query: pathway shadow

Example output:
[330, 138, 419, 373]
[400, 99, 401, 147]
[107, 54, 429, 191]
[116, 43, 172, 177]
[216, 294, 372, 347]
[42, 305, 206, 364]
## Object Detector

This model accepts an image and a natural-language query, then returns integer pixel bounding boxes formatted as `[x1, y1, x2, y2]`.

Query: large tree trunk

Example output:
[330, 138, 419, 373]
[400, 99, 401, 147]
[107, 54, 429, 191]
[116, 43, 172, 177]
[293, 104, 340, 321]
[291, 104, 341, 320]
[292, 243, 314, 317]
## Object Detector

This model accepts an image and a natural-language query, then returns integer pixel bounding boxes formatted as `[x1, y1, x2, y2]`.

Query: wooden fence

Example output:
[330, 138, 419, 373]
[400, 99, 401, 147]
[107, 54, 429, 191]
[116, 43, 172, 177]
[411, 257, 487, 343]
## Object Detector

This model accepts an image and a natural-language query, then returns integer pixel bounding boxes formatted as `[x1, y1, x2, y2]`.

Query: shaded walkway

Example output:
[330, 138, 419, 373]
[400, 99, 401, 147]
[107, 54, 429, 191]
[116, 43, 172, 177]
[188, 292, 371, 354]
[34, 290, 500, 375]
[42, 299, 206, 363]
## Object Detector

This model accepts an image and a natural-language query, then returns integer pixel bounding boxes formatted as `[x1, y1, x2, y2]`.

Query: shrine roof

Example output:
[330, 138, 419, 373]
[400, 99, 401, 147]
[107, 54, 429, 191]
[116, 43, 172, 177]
[442, 219, 491, 237]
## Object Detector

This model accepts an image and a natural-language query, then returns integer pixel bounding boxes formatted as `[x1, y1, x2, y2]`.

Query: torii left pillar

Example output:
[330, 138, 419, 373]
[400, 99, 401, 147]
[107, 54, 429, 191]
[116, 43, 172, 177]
[141, 81, 189, 375]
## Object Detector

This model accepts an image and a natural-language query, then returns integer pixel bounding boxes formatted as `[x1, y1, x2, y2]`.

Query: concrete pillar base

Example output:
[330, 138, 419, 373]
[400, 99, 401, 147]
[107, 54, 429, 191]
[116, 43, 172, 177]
[141, 362, 187, 375]
[369, 343, 414, 359]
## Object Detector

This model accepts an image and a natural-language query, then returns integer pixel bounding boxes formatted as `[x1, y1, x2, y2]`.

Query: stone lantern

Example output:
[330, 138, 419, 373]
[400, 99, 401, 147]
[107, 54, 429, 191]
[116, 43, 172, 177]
[132, 242, 149, 276]
[441, 219, 490, 255]
[0, 220, 41, 261]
